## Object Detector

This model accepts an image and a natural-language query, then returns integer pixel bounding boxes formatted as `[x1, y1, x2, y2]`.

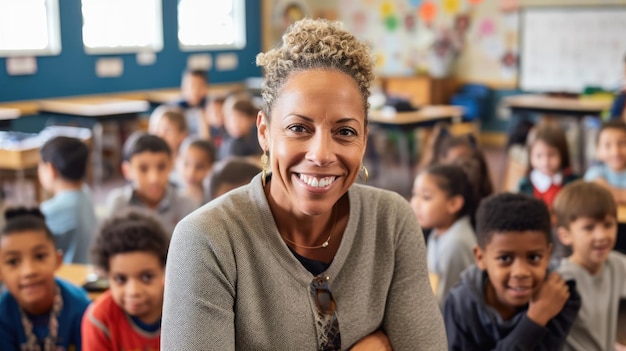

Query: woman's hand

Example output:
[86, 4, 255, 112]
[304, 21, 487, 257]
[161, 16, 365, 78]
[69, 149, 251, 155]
[350, 330, 392, 351]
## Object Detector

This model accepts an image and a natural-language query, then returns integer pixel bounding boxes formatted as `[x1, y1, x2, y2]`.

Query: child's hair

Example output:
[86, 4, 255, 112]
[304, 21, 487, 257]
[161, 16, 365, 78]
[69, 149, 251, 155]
[40, 136, 89, 181]
[436, 134, 477, 162]
[597, 119, 626, 143]
[475, 193, 552, 249]
[553, 180, 617, 229]
[123, 131, 171, 162]
[91, 210, 169, 272]
[186, 139, 216, 165]
[526, 120, 570, 173]
[452, 149, 494, 207]
[161, 108, 187, 132]
[208, 158, 262, 199]
[183, 69, 208, 83]
[421, 164, 477, 221]
[231, 99, 259, 118]
[2, 207, 53, 240]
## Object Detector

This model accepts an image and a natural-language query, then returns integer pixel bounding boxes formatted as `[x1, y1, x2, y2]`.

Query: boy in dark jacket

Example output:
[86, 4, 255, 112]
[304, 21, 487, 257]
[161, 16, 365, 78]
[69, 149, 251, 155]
[443, 193, 581, 350]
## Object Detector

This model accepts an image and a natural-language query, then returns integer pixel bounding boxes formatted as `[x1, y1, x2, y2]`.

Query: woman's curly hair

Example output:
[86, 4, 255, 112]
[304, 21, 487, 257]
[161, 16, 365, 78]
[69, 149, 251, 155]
[256, 18, 375, 117]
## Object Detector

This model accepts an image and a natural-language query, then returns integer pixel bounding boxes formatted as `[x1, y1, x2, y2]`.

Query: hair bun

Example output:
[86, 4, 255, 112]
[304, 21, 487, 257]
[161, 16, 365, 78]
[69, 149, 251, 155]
[4, 207, 45, 221]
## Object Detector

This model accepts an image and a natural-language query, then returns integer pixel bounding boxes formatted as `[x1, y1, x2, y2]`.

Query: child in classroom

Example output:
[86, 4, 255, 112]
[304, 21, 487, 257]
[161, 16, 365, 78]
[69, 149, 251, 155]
[105, 132, 196, 236]
[207, 157, 262, 200]
[518, 120, 579, 208]
[200, 95, 227, 148]
[82, 210, 169, 351]
[443, 193, 581, 350]
[38, 136, 97, 264]
[584, 119, 626, 204]
[554, 181, 626, 351]
[452, 148, 494, 211]
[218, 94, 263, 160]
[173, 69, 209, 137]
[410, 163, 477, 307]
[149, 105, 189, 161]
[609, 54, 626, 122]
[0, 208, 91, 350]
[179, 139, 215, 207]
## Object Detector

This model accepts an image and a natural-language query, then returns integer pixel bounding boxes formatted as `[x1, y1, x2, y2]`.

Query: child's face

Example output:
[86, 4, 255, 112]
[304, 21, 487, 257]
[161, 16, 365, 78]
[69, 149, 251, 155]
[557, 215, 617, 274]
[181, 146, 212, 187]
[474, 230, 551, 314]
[182, 75, 208, 107]
[224, 110, 254, 139]
[205, 100, 224, 128]
[123, 152, 172, 206]
[530, 140, 561, 176]
[108, 251, 165, 324]
[154, 119, 187, 154]
[410, 173, 461, 230]
[0, 230, 62, 315]
[37, 161, 55, 192]
[596, 128, 626, 172]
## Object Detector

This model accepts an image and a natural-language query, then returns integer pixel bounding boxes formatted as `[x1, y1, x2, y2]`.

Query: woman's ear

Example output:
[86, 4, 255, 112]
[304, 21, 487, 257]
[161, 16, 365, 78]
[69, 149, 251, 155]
[257, 111, 269, 152]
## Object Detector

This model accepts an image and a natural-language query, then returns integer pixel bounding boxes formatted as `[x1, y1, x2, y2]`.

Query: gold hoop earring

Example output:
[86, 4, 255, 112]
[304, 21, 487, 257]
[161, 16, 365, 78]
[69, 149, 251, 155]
[360, 164, 369, 183]
[261, 151, 269, 187]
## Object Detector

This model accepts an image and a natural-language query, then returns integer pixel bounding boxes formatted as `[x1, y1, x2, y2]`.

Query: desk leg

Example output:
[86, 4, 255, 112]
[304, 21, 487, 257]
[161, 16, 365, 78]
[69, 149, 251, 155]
[92, 122, 104, 188]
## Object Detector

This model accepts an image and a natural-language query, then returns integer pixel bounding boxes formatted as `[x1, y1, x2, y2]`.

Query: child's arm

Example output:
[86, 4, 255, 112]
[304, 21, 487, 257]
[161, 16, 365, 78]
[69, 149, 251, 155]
[590, 178, 626, 204]
[81, 306, 112, 351]
[527, 272, 570, 326]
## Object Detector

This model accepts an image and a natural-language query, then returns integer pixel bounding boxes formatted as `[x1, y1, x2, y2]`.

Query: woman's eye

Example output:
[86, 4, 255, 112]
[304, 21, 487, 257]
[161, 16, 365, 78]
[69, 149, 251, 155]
[288, 125, 306, 133]
[338, 128, 356, 137]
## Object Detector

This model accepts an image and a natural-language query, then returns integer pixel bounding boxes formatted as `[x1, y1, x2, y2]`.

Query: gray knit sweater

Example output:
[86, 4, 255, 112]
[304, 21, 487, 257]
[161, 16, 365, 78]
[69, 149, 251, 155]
[162, 174, 447, 350]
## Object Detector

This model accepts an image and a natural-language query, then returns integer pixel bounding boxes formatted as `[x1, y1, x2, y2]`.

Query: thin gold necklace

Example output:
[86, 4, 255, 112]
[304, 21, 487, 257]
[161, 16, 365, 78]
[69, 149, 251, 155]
[281, 206, 337, 249]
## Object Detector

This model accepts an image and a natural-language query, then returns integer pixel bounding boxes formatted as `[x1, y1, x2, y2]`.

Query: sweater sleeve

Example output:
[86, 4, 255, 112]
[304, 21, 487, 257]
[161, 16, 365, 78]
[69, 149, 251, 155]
[383, 200, 448, 350]
[81, 304, 112, 351]
[161, 215, 236, 350]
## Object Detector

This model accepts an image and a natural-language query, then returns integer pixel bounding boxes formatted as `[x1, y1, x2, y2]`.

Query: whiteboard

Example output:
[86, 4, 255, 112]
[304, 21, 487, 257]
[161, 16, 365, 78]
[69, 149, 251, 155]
[520, 7, 626, 93]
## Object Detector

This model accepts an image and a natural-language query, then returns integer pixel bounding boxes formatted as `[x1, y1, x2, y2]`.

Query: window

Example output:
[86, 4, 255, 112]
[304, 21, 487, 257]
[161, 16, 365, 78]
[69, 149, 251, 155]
[0, 0, 61, 57]
[178, 0, 246, 51]
[81, 0, 163, 54]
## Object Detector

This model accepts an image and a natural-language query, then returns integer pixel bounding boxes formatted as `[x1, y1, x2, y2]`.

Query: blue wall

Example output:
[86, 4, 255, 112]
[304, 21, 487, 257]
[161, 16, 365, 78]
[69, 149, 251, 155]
[0, 0, 262, 103]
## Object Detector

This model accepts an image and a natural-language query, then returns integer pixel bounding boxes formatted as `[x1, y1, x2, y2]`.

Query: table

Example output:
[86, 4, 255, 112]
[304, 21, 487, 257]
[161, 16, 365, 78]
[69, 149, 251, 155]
[368, 105, 464, 195]
[38, 97, 149, 186]
[56, 263, 105, 300]
[504, 94, 612, 171]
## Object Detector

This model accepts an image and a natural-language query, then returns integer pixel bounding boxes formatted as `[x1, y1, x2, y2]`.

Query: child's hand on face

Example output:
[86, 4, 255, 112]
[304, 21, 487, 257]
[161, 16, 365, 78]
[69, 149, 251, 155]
[527, 272, 570, 327]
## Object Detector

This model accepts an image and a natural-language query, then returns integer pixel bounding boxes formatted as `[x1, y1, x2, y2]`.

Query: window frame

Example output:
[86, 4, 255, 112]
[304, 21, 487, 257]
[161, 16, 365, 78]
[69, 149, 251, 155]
[81, 0, 164, 55]
[0, 0, 62, 57]
[177, 0, 246, 52]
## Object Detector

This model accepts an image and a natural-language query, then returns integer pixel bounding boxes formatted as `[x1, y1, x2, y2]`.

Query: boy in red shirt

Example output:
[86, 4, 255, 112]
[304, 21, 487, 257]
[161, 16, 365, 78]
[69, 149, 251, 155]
[81, 210, 169, 351]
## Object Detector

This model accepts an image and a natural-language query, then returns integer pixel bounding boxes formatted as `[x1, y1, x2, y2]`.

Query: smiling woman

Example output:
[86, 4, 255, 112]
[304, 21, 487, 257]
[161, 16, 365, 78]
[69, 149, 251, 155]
[161, 18, 447, 351]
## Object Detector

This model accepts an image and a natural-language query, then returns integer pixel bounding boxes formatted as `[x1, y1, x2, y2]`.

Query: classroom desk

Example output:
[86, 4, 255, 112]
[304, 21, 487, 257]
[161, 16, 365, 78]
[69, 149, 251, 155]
[56, 264, 104, 301]
[38, 97, 149, 186]
[368, 105, 464, 194]
[504, 94, 612, 171]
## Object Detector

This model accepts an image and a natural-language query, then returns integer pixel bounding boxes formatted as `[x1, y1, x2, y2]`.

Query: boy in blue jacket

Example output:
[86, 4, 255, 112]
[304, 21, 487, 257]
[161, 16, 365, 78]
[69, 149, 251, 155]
[443, 193, 581, 350]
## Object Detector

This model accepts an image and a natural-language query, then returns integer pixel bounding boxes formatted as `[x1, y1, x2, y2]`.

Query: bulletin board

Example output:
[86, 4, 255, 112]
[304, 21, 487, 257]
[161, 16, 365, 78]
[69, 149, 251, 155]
[519, 6, 626, 93]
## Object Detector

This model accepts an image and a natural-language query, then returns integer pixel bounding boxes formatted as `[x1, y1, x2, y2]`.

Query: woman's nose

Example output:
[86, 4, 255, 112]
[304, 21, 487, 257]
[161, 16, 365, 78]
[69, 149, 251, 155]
[307, 132, 335, 166]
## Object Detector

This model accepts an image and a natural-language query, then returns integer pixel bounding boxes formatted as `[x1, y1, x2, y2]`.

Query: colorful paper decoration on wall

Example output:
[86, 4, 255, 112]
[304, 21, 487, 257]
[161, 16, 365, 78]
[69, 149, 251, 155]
[443, 0, 460, 15]
[408, 0, 422, 8]
[385, 15, 400, 31]
[469, 0, 483, 4]
[380, 1, 394, 17]
[419, 1, 437, 24]
[478, 18, 495, 37]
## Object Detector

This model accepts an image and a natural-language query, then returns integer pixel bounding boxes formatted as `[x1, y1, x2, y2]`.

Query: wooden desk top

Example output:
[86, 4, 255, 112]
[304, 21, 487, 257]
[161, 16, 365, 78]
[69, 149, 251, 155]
[368, 105, 463, 126]
[0, 107, 20, 120]
[38, 97, 149, 117]
[56, 264, 103, 300]
[0, 147, 40, 170]
[504, 94, 612, 113]
[618, 205, 626, 224]
[146, 83, 246, 104]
